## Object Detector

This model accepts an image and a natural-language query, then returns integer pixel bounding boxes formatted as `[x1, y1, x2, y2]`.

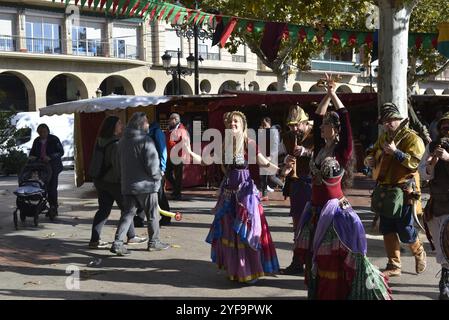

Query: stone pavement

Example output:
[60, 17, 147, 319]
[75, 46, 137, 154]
[0, 171, 441, 300]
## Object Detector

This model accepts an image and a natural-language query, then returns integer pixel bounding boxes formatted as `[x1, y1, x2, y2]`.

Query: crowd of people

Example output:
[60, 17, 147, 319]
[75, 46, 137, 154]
[29, 74, 449, 300]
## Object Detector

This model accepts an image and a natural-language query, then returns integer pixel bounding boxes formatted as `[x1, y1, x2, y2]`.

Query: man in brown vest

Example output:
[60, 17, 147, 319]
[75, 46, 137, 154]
[279, 104, 314, 275]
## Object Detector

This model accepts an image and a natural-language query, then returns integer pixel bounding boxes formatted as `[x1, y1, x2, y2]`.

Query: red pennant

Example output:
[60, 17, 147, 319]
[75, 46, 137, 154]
[299, 28, 306, 42]
[88, 0, 94, 8]
[193, 12, 202, 24]
[348, 33, 356, 46]
[172, 11, 182, 24]
[158, 8, 167, 20]
[149, 6, 158, 19]
[112, 0, 119, 14]
[100, 0, 107, 10]
[365, 33, 373, 47]
[186, 8, 193, 21]
[75, 0, 80, 5]
[246, 22, 254, 33]
[140, 2, 150, 17]
[332, 32, 340, 45]
[121, 0, 131, 14]
[316, 35, 323, 44]
[220, 17, 238, 47]
[432, 36, 438, 49]
[415, 36, 423, 49]
[130, 1, 140, 16]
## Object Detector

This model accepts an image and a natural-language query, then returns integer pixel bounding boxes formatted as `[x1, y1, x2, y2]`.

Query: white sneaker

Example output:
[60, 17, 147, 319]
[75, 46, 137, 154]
[267, 186, 274, 192]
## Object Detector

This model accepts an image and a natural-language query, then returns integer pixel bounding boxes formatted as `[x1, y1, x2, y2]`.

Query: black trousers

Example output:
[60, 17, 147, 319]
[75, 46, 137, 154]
[166, 160, 183, 196]
[47, 170, 60, 207]
[91, 182, 135, 243]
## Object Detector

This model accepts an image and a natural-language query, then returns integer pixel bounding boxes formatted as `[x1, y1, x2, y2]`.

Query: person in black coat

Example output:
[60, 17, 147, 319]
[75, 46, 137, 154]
[29, 123, 64, 214]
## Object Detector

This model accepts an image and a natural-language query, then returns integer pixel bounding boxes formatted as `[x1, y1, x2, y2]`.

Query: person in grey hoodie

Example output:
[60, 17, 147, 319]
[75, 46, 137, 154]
[88, 116, 146, 249]
[111, 112, 170, 255]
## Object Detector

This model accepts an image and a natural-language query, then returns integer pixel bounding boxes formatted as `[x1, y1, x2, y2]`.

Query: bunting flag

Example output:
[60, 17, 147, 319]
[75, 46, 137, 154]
[260, 22, 287, 63]
[438, 23, 449, 59]
[54, 0, 443, 56]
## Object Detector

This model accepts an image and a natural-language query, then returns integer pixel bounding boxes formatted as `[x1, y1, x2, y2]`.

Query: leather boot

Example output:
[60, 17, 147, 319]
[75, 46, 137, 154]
[382, 233, 402, 277]
[281, 250, 304, 275]
[439, 267, 449, 300]
[409, 239, 427, 274]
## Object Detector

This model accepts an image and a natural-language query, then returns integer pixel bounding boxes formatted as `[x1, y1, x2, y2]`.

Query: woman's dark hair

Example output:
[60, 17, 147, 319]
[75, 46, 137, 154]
[98, 116, 120, 139]
[262, 117, 271, 126]
[37, 123, 50, 133]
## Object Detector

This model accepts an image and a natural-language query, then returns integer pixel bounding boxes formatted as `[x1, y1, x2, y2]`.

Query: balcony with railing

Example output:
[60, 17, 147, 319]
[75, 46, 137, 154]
[0, 35, 140, 60]
[232, 55, 246, 63]
[0, 35, 16, 52]
[311, 60, 360, 73]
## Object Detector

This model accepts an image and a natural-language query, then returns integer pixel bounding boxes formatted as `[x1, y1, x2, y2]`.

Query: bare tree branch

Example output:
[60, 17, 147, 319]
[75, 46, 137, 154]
[412, 59, 449, 83]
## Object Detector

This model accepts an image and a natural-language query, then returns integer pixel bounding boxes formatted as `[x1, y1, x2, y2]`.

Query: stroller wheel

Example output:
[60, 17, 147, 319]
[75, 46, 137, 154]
[33, 212, 39, 227]
[13, 209, 18, 230]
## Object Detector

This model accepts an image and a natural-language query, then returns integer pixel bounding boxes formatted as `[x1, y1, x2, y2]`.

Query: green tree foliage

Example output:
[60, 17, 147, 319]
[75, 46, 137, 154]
[178, 0, 449, 88]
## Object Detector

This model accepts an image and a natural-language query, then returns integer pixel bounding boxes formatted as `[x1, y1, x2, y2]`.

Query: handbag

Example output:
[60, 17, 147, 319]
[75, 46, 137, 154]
[371, 185, 404, 218]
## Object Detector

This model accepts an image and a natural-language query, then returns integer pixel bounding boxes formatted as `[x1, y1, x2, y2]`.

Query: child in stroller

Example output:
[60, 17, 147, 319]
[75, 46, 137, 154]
[13, 160, 54, 229]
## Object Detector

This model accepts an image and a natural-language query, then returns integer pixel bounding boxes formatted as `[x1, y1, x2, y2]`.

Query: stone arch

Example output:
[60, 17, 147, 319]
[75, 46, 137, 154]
[0, 71, 36, 111]
[218, 80, 238, 93]
[267, 82, 277, 91]
[163, 79, 193, 95]
[309, 84, 326, 92]
[248, 81, 259, 91]
[99, 75, 135, 96]
[46, 73, 89, 106]
[424, 88, 436, 95]
[200, 79, 211, 94]
[336, 85, 352, 93]
[292, 82, 302, 92]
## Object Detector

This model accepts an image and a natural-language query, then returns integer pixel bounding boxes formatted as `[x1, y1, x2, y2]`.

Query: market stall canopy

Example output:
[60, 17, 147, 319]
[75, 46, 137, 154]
[40, 94, 237, 116]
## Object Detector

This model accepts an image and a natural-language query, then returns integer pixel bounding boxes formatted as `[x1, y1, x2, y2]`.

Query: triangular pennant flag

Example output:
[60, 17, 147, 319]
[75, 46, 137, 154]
[139, 2, 151, 17]
[167, 6, 182, 24]
[432, 36, 438, 49]
[106, 0, 114, 13]
[88, 0, 94, 8]
[246, 21, 254, 33]
[112, 0, 121, 15]
[121, 0, 131, 15]
[93, 0, 101, 10]
[196, 12, 207, 26]
[219, 17, 238, 47]
[423, 34, 433, 49]
[253, 21, 265, 33]
[126, 0, 138, 16]
[437, 23, 449, 58]
[75, 0, 80, 5]
[287, 25, 300, 43]
[324, 30, 332, 44]
[348, 33, 356, 46]
[339, 31, 348, 47]
[298, 28, 307, 42]
[236, 19, 248, 32]
[356, 32, 365, 46]
[408, 33, 416, 48]
[100, 0, 107, 10]
[306, 27, 315, 42]
[212, 16, 224, 46]
[65, 0, 71, 6]
[81, 0, 88, 7]
[160, 4, 174, 21]
[260, 22, 287, 62]
[415, 35, 423, 49]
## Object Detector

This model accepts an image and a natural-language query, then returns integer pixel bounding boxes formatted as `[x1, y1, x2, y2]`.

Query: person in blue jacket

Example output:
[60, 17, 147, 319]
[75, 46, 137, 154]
[134, 120, 172, 226]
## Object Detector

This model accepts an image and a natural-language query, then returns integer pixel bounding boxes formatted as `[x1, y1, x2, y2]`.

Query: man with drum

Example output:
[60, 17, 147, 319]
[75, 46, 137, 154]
[418, 111, 449, 300]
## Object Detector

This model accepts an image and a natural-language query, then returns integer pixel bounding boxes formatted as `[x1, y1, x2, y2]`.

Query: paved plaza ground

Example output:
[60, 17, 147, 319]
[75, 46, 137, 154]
[0, 171, 442, 300]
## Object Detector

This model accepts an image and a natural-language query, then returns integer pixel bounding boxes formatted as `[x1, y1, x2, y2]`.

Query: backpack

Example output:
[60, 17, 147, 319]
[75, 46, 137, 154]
[88, 139, 117, 179]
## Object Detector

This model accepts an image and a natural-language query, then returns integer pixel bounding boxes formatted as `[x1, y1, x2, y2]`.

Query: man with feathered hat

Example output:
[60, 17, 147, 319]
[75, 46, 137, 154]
[365, 102, 426, 278]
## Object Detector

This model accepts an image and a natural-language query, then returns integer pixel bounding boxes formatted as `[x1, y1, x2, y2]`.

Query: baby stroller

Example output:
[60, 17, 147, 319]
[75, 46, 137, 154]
[13, 160, 54, 229]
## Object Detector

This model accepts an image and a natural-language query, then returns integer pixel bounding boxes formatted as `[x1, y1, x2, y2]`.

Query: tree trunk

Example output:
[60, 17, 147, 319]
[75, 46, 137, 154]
[276, 72, 288, 91]
[378, 0, 414, 118]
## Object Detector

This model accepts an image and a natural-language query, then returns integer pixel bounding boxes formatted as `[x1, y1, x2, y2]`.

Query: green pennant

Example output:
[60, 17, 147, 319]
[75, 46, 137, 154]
[339, 31, 348, 47]
[65, 0, 71, 6]
[93, 0, 101, 10]
[236, 18, 248, 32]
[287, 25, 300, 43]
[356, 32, 366, 46]
[423, 34, 433, 49]
[105, 0, 114, 13]
[125, 0, 138, 16]
[117, 0, 128, 15]
[324, 30, 332, 44]
[176, 11, 188, 25]
[306, 27, 315, 42]
[160, 4, 174, 20]
[194, 11, 206, 25]
[156, 3, 166, 19]
[167, 6, 182, 23]
[408, 34, 416, 48]
[134, 1, 148, 16]
[81, 0, 88, 8]
[251, 21, 264, 33]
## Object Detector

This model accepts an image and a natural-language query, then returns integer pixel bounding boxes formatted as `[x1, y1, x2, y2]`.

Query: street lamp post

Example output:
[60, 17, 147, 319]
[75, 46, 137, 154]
[172, 0, 214, 94]
[161, 48, 195, 95]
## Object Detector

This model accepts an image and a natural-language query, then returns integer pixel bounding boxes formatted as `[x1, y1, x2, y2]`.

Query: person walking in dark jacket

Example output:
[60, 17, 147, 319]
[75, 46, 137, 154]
[29, 124, 63, 215]
[88, 116, 146, 248]
[134, 120, 172, 227]
[111, 112, 169, 255]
